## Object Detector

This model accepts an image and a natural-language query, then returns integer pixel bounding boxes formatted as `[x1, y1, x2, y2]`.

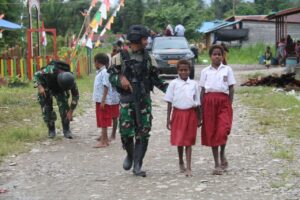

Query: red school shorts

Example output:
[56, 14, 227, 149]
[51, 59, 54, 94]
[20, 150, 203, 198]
[96, 103, 112, 128]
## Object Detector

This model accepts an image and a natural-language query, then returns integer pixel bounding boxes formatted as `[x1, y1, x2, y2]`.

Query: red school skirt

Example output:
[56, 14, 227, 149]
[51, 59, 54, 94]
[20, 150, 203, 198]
[171, 107, 198, 146]
[201, 92, 233, 147]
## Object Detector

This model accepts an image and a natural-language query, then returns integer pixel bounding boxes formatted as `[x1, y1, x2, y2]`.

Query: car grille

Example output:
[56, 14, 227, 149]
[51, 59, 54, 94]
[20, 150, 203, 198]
[159, 54, 185, 60]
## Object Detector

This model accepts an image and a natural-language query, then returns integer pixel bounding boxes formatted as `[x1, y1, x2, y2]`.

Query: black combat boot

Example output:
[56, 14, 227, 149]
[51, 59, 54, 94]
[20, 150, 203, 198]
[47, 122, 56, 138]
[122, 137, 134, 170]
[62, 121, 73, 139]
[133, 139, 148, 177]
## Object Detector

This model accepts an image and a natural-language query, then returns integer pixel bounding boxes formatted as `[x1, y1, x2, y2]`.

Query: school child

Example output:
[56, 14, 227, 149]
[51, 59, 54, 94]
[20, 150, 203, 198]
[93, 53, 120, 148]
[164, 59, 201, 177]
[199, 45, 236, 175]
[264, 46, 272, 69]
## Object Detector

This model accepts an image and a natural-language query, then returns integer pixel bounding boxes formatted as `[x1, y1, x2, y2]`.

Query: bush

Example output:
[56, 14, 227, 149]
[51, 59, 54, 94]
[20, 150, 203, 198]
[7, 76, 30, 88]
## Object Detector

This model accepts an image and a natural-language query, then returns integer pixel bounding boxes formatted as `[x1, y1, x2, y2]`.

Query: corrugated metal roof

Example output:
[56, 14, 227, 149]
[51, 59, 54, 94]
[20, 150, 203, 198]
[267, 7, 300, 19]
[226, 15, 270, 22]
[227, 14, 300, 23]
[197, 20, 240, 33]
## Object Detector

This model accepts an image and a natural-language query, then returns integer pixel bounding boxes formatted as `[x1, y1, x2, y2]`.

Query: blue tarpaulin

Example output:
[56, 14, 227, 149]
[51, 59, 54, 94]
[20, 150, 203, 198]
[197, 20, 241, 33]
[0, 19, 22, 30]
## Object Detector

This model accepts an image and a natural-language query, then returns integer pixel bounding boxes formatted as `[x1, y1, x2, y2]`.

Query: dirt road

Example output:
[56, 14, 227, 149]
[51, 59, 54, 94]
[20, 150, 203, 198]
[0, 65, 299, 200]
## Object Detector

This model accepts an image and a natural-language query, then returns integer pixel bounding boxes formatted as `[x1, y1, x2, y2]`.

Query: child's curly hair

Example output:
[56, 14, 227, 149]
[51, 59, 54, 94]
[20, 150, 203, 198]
[208, 44, 224, 57]
[176, 59, 191, 69]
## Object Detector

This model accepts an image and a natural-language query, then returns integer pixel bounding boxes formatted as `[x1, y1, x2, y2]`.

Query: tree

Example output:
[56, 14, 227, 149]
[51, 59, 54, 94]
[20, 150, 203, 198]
[117, 0, 144, 33]
[0, 0, 23, 50]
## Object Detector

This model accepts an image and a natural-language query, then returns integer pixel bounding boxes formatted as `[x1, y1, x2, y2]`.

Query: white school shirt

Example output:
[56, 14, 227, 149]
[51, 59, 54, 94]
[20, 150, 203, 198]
[164, 77, 200, 109]
[174, 24, 185, 36]
[199, 64, 236, 94]
[92, 66, 120, 105]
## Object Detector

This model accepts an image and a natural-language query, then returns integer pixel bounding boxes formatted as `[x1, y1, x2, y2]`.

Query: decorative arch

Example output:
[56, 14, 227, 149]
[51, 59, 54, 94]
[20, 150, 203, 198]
[28, 0, 41, 56]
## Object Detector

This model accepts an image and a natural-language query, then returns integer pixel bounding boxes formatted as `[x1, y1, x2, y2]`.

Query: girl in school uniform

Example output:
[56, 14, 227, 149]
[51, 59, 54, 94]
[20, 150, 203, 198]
[199, 44, 236, 175]
[164, 59, 201, 177]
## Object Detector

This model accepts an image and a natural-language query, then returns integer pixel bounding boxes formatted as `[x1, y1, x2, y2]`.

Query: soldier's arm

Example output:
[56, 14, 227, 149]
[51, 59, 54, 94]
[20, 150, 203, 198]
[108, 53, 123, 89]
[70, 82, 79, 111]
[149, 55, 168, 93]
[33, 65, 55, 88]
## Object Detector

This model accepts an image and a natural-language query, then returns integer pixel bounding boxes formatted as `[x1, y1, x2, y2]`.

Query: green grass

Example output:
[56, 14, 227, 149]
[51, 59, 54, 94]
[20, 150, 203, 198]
[237, 86, 300, 161]
[0, 76, 94, 160]
[199, 43, 275, 65]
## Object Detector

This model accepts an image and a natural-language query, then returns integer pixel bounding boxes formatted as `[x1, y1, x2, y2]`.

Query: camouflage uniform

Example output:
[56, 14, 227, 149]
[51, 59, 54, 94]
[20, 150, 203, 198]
[33, 63, 79, 135]
[109, 50, 168, 141]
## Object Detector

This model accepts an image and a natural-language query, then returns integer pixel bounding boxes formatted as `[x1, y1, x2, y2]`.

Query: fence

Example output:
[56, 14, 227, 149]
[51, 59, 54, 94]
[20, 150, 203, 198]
[0, 56, 89, 80]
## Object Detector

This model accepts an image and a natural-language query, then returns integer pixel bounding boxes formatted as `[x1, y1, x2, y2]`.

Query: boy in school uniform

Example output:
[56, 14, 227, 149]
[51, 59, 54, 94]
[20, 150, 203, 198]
[93, 53, 120, 148]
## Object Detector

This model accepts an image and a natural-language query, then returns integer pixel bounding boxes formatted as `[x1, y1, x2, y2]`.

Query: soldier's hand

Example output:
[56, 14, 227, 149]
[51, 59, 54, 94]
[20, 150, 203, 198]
[66, 110, 73, 121]
[38, 85, 46, 97]
[120, 75, 133, 92]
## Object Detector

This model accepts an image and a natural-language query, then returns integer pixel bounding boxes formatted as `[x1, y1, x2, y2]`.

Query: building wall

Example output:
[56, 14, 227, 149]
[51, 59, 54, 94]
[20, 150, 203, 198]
[242, 21, 275, 46]
[206, 21, 300, 47]
[287, 24, 300, 41]
[241, 21, 300, 46]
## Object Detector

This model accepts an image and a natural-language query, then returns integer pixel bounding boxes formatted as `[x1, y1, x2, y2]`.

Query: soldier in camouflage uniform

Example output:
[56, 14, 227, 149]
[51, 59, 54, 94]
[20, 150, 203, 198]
[109, 25, 168, 177]
[33, 60, 79, 139]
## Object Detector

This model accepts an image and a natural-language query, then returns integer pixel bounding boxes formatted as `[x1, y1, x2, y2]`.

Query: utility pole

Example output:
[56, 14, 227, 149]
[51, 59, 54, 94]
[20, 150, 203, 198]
[233, 0, 236, 16]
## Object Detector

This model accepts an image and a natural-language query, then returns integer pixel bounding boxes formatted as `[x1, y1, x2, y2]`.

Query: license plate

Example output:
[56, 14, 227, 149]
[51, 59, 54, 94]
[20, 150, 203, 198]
[168, 60, 178, 65]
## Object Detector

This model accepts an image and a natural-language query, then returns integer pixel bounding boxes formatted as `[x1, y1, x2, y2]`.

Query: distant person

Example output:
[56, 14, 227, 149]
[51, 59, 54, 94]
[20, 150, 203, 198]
[111, 40, 123, 57]
[295, 40, 300, 64]
[174, 23, 185, 37]
[33, 60, 79, 139]
[285, 34, 294, 56]
[220, 43, 229, 65]
[164, 24, 174, 36]
[264, 46, 272, 69]
[164, 59, 201, 177]
[147, 30, 157, 49]
[190, 44, 199, 62]
[277, 38, 286, 66]
[199, 44, 236, 175]
[93, 53, 120, 148]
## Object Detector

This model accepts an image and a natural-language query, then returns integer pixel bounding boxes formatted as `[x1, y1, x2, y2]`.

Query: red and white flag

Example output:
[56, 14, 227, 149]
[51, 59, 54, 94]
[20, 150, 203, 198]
[41, 21, 47, 46]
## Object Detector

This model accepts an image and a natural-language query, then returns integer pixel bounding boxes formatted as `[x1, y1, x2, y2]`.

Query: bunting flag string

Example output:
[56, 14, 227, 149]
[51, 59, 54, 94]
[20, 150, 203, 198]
[73, 0, 125, 51]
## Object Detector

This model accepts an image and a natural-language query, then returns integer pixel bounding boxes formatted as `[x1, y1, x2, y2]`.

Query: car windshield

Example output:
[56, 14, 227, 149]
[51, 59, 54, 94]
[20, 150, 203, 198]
[153, 38, 189, 50]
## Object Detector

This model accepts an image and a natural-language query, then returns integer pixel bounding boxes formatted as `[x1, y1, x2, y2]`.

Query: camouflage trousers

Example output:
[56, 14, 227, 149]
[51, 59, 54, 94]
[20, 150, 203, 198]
[119, 97, 152, 141]
[37, 91, 70, 125]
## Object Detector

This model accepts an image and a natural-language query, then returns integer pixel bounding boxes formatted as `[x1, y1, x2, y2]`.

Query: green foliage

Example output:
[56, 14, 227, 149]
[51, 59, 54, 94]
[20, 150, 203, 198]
[0, 0, 23, 51]
[114, 0, 144, 33]
[7, 76, 30, 88]
[40, 0, 90, 36]
[255, 0, 300, 14]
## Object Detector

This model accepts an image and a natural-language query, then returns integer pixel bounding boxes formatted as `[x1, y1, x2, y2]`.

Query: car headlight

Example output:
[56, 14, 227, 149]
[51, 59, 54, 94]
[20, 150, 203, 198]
[185, 52, 194, 59]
